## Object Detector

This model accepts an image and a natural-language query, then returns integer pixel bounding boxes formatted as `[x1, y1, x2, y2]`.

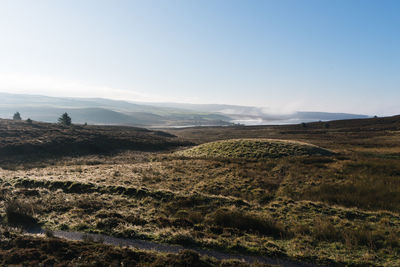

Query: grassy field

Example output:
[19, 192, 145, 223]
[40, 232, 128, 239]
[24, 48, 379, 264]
[0, 116, 399, 266]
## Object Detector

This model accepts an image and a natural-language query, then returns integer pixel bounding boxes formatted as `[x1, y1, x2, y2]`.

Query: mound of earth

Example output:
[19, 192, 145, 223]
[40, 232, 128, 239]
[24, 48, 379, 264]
[176, 139, 333, 160]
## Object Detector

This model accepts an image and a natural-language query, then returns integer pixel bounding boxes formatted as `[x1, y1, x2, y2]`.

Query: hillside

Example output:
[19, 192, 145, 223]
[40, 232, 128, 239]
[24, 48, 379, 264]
[0, 119, 190, 163]
[146, 102, 369, 125]
[165, 115, 400, 147]
[0, 93, 233, 127]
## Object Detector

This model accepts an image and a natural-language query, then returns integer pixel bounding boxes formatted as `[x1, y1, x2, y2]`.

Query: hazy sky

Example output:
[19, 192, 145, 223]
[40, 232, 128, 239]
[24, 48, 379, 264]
[0, 0, 399, 115]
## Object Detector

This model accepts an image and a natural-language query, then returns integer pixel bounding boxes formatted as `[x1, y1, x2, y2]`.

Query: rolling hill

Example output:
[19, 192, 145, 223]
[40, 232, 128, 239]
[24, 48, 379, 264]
[0, 92, 369, 127]
[0, 118, 190, 164]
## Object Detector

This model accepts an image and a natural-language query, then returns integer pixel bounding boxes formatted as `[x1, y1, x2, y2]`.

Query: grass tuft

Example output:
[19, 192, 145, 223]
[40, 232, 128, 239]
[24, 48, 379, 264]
[212, 209, 288, 238]
[5, 198, 38, 227]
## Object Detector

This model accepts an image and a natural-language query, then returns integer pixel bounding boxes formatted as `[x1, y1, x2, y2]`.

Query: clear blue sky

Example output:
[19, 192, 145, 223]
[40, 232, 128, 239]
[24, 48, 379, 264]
[0, 0, 399, 115]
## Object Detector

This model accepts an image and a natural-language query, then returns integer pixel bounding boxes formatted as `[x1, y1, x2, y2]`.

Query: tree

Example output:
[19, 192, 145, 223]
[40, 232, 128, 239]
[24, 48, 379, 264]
[13, 112, 21, 120]
[58, 113, 72, 126]
[26, 118, 33, 124]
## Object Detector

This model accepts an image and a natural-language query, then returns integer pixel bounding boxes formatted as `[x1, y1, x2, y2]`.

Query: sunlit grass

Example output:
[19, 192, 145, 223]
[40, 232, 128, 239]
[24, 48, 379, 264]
[175, 139, 333, 160]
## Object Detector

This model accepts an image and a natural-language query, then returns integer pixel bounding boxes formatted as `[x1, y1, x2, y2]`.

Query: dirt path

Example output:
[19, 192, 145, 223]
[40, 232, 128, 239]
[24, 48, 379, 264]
[26, 228, 322, 267]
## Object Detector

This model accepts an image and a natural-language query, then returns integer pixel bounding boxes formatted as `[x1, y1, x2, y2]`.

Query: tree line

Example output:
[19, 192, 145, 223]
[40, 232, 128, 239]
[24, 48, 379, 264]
[13, 112, 72, 126]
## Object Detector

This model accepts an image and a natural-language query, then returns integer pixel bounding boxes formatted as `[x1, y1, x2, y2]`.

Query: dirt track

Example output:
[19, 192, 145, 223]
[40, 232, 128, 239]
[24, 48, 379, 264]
[28, 228, 322, 267]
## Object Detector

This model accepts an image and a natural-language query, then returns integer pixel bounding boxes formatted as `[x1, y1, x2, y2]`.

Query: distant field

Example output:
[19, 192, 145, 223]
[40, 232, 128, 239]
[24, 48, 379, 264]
[0, 116, 399, 266]
[165, 115, 400, 148]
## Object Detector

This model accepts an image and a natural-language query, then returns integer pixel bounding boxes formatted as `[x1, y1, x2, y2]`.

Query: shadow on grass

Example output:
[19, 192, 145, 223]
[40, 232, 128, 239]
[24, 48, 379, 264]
[4, 198, 41, 230]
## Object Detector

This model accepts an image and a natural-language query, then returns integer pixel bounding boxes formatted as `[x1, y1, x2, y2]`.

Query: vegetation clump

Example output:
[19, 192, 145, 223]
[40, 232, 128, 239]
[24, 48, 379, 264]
[4, 198, 37, 227]
[58, 112, 72, 126]
[212, 209, 288, 238]
[13, 112, 21, 121]
[0, 233, 243, 266]
[176, 139, 332, 160]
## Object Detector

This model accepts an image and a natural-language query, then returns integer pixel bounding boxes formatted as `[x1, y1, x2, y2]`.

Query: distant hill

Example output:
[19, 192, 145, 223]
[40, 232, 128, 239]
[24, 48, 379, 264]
[133, 102, 369, 124]
[0, 93, 232, 127]
[165, 114, 400, 145]
[0, 92, 368, 126]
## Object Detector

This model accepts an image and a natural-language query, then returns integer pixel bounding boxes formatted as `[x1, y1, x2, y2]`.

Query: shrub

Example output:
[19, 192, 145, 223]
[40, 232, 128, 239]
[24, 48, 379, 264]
[312, 218, 339, 242]
[152, 250, 206, 266]
[212, 209, 287, 238]
[177, 250, 200, 264]
[187, 211, 204, 224]
[342, 225, 384, 250]
[311, 218, 387, 250]
[5, 199, 37, 227]
[44, 229, 54, 238]
[168, 233, 198, 246]
[96, 218, 123, 232]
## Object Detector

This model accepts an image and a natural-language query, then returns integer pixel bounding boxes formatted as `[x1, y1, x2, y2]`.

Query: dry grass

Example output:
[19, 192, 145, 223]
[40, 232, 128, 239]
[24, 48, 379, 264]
[4, 198, 38, 227]
[1, 116, 400, 266]
[0, 118, 190, 166]
[0, 225, 257, 266]
[212, 209, 288, 238]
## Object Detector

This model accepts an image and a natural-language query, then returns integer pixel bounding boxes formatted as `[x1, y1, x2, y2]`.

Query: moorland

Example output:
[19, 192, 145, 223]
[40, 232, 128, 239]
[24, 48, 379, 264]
[0, 115, 399, 266]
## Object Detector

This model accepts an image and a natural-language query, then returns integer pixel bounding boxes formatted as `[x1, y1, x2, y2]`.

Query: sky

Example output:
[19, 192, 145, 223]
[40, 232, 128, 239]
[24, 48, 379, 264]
[0, 0, 399, 115]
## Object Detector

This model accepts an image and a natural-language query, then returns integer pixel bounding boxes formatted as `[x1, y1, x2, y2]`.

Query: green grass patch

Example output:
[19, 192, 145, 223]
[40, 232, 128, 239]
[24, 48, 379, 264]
[176, 139, 333, 160]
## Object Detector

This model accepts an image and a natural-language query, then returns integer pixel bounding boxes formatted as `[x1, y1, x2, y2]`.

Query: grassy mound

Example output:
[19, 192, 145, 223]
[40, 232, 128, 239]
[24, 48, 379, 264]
[176, 139, 333, 160]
